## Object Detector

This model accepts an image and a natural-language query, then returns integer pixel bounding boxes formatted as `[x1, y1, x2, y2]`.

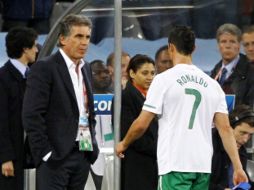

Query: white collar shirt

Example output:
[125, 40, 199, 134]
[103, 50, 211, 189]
[221, 55, 239, 79]
[10, 58, 28, 78]
[59, 49, 87, 116]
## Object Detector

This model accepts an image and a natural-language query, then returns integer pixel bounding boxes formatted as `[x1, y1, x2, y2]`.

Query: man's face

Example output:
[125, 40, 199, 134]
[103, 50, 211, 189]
[60, 25, 91, 64]
[107, 55, 130, 79]
[233, 122, 254, 149]
[121, 55, 130, 80]
[92, 63, 111, 91]
[107, 65, 114, 79]
[242, 32, 254, 62]
[218, 33, 240, 64]
[155, 49, 172, 74]
[24, 41, 38, 64]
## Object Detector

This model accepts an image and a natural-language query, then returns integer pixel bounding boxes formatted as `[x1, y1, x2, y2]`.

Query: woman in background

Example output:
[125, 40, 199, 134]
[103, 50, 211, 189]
[120, 54, 158, 190]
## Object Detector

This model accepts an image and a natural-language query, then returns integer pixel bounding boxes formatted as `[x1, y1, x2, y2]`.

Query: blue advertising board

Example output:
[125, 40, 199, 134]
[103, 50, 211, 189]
[93, 94, 235, 115]
[225, 94, 235, 112]
[94, 94, 113, 115]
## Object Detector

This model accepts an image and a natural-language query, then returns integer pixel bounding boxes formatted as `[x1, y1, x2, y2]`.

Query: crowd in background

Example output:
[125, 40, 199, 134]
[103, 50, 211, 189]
[1, 0, 254, 43]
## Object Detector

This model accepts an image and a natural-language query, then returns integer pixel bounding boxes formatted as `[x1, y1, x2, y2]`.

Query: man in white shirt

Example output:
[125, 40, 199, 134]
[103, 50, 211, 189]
[116, 26, 248, 190]
[22, 14, 99, 190]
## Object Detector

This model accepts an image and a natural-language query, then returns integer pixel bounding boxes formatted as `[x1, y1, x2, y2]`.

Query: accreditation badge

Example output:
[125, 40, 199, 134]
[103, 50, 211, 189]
[78, 115, 93, 151]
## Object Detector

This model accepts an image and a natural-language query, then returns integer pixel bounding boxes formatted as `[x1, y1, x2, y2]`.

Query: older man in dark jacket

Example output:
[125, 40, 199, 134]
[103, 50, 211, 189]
[211, 23, 254, 107]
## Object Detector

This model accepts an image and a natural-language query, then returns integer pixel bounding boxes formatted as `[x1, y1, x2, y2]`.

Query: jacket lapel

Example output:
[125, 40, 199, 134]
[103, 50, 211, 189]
[6, 61, 27, 97]
[55, 52, 79, 109]
[81, 63, 93, 113]
[226, 55, 247, 83]
[6, 61, 24, 82]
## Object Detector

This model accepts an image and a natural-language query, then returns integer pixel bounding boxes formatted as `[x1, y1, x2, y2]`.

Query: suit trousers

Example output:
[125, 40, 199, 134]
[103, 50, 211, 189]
[36, 146, 90, 190]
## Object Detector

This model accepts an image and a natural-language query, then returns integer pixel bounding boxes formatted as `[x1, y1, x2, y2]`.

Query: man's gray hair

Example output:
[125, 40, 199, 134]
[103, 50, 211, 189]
[58, 14, 92, 47]
[216, 23, 242, 42]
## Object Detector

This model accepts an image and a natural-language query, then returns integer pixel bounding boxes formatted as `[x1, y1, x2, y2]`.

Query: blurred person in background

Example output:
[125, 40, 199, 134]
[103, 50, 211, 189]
[106, 51, 131, 89]
[242, 25, 254, 64]
[90, 59, 113, 190]
[0, 26, 38, 190]
[211, 23, 254, 107]
[210, 104, 254, 190]
[90, 60, 112, 94]
[154, 45, 173, 74]
[119, 54, 158, 190]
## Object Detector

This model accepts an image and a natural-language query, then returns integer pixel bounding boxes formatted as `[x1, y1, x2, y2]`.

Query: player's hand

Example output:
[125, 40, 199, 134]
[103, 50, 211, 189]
[233, 168, 248, 186]
[1, 161, 14, 177]
[116, 141, 127, 159]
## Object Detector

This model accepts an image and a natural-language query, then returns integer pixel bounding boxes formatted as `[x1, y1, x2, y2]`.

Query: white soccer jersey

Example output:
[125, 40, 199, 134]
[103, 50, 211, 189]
[143, 64, 228, 175]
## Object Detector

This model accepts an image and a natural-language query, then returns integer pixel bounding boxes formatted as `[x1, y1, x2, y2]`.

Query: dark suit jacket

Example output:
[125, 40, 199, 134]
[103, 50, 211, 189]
[0, 61, 26, 189]
[211, 54, 254, 106]
[22, 51, 98, 167]
[0, 61, 26, 164]
[210, 129, 254, 190]
[120, 81, 158, 190]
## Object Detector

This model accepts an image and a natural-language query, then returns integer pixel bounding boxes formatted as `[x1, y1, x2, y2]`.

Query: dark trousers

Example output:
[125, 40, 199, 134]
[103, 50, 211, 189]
[90, 168, 103, 190]
[0, 160, 24, 190]
[36, 148, 90, 190]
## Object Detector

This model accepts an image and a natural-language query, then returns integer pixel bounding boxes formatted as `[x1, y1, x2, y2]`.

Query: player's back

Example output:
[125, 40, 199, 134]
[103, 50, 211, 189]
[144, 63, 227, 175]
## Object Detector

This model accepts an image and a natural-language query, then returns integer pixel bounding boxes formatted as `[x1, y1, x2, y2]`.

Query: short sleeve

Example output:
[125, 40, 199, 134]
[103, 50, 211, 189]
[143, 75, 166, 115]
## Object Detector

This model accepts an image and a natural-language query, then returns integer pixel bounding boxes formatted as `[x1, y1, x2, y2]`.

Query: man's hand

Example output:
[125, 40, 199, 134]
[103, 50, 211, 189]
[1, 161, 14, 177]
[116, 141, 127, 158]
[233, 168, 248, 186]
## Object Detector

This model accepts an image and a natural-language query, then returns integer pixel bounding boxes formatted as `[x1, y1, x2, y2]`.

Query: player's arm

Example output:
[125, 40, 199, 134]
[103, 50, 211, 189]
[214, 112, 248, 185]
[116, 110, 155, 158]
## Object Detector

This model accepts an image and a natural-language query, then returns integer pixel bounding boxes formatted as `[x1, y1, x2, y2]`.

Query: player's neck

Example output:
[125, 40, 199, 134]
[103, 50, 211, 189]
[173, 53, 192, 66]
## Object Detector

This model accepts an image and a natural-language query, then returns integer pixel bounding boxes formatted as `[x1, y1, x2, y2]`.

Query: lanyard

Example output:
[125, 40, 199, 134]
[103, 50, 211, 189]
[83, 81, 89, 113]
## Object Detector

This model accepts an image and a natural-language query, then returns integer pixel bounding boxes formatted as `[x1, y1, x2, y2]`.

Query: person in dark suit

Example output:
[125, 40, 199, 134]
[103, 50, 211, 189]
[242, 25, 254, 64]
[22, 14, 99, 190]
[0, 27, 38, 190]
[210, 104, 254, 190]
[120, 54, 158, 190]
[211, 23, 254, 107]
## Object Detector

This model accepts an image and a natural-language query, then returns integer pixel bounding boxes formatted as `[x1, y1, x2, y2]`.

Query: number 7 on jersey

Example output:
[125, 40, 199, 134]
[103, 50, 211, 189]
[185, 88, 202, 129]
